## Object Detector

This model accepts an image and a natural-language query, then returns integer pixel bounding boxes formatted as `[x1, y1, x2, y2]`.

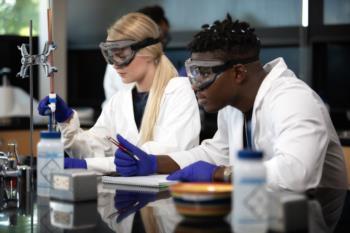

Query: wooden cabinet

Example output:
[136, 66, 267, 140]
[343, 147, 350, 189]
[0, 130, 42, 156]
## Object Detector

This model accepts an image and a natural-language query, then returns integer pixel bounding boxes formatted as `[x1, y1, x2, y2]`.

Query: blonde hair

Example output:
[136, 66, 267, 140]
[108, 13, 178, 144]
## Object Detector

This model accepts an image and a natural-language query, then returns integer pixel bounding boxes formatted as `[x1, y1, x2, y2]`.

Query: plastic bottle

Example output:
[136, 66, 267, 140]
[37, 131, 64, 197]
[233, 150, 268, 233]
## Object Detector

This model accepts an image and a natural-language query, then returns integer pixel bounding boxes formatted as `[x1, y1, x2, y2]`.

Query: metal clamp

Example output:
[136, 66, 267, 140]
[17, 41, 58, 78]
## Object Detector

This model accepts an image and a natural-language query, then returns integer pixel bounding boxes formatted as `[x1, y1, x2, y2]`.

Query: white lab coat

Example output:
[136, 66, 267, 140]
[59, 77, 201, 173]
[169, 58, 347, 191]
[102, 64, 133, 108]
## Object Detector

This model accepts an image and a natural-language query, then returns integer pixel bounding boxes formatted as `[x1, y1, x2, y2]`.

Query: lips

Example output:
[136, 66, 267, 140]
[196, 92, 206, 105]
[197, 98, 207, 106]
[118, 72, 127, 78]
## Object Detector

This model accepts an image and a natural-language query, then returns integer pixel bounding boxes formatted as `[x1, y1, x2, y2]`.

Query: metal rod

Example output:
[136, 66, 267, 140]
[29, 20, 34, 191]
[47, 7, 56, 130]
[47, 8, 54, 93]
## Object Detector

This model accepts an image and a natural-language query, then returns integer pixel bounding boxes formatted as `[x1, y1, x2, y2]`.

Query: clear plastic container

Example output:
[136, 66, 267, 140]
[37, 131, 64, 197]
[233, 150, 268, 233]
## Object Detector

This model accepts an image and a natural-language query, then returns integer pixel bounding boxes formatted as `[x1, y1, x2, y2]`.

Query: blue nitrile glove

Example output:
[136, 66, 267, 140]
[114, 134, 157, 176]
[114, 190, 156, 223]
[166, 161, 218, 182]
[38, 95, 73, 123]
[64, 158, 87, 169]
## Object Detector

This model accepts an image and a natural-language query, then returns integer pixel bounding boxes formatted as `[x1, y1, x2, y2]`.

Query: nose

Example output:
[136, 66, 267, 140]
[114, 64, 124, 71]
[191, 82, 203, 92]
[196, 90, 205, 99]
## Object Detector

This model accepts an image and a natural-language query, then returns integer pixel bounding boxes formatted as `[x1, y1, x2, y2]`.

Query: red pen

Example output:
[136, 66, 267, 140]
[105, 136, 140, 161]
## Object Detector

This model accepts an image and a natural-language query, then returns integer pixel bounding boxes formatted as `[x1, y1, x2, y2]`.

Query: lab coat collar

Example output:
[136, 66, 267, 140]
[253, 57, 288, 111]
[125, 77, 189, 142]
[125, 88, 140, 136]
[250, 57, 289, 149]
[163, 77, 191, 94]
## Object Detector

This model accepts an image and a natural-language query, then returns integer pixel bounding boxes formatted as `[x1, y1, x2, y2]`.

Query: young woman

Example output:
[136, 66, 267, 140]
[38, 12, 200, 173]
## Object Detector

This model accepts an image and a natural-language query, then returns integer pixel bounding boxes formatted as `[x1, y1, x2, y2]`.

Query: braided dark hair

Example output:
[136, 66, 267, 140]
[138, 5, 169, 26]
[188, 14, 260, 61]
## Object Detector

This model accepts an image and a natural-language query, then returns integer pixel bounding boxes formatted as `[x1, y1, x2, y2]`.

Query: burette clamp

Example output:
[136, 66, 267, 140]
[17, 41, 58, 78]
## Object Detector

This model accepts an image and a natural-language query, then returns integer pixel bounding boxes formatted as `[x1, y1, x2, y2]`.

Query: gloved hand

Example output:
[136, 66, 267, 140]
[64, 157, 87, 169]
[166, 161, 218, 182]
[38, 95, 73, 123]
[114, 190, 156, 223]
[114, 134, 157, 176]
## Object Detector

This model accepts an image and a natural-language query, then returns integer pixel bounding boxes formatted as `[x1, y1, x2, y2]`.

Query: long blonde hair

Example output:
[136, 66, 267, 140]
[107, 13, 178, 144]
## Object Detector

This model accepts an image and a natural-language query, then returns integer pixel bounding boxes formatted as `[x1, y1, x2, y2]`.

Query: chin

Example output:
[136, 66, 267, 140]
[202, 104, 220, 113]
[120, 76, 132, 83]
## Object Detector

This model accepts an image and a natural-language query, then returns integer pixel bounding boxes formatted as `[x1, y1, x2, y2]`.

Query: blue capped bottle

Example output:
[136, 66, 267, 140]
[233, 149, 268, 233]
[37, 131, 64, 196]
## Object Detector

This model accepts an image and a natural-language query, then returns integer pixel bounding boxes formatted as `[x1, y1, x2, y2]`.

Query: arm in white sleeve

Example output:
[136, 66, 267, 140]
[59, 99, 117, 160]
[168, 109, 230, 168]
[264, 86, 329, 191]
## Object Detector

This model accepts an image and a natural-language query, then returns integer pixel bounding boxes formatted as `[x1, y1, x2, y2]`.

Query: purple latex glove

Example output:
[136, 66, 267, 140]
[38, 95, 73, 123]
[114, 190, 156, 223]
[114, 134, 157, 176]
[64, 158, 87, 169]
[166, 161, 218, 182]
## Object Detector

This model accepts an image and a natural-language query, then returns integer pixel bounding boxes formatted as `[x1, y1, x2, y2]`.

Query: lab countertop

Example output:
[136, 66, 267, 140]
[0, 179, 349, 233]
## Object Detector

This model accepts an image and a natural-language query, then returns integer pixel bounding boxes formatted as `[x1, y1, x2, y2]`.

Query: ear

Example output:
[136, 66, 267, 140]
[143, 56, 154, 64]
[232, 64, 247, 84]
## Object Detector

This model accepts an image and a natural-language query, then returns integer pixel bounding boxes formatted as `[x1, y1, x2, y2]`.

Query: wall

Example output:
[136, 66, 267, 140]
[67, 0, 303, 49]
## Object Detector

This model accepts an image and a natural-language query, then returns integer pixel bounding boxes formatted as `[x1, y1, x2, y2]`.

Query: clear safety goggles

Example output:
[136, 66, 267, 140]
[185, 57, 258, 91]
[99, 38, 160, 67]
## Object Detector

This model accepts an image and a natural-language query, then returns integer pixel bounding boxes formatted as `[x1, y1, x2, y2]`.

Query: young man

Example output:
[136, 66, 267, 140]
[115, 15, 347, 191]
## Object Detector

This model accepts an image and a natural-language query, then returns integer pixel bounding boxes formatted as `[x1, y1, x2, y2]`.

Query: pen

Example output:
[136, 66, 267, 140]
[105, 136, 140, 161]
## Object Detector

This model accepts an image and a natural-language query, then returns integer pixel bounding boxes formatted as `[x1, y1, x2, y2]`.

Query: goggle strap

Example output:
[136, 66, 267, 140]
[131, 38, 160, 51]
[211, 56, 259, 73]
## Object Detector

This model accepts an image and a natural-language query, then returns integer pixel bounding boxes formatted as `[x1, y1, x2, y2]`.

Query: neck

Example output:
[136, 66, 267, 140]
[136, 64, 156, 92]
[236, 64, 266, 114]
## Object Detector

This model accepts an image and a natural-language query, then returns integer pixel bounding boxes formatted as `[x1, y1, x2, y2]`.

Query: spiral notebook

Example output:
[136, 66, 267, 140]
[101, 174, 177, 189]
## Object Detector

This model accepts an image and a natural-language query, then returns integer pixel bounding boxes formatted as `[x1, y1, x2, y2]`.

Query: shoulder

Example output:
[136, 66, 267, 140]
[164, 77, 192, 94]
[265, 77, 327, 122]
[106, 88, 132, 107]
[268, 76, 315, 105]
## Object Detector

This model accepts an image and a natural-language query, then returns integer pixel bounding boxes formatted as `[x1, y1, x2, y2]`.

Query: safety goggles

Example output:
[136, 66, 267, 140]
[99, 38, 160, 67]
[185, 56, 258, 91]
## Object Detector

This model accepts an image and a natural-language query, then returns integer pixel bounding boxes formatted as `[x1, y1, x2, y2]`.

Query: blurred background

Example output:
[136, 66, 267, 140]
[0, 0, 350, 137]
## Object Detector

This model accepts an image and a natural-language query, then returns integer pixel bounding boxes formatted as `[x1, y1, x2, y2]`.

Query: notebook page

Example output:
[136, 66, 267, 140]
[101, 174, 177, 188]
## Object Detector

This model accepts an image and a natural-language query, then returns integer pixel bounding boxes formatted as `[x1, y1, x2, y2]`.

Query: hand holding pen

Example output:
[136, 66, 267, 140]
[105, 136, 140, 161]
[112, 134, 158, 176]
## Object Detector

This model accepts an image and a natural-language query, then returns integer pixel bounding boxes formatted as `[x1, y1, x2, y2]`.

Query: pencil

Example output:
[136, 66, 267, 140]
[105, 136, 140, 161]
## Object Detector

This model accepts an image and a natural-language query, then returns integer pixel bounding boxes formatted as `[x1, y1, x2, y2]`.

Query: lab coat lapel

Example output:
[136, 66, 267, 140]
[125, 89, 140, 139]
[251, 57, 287, 149]
[227, 108, 244, 164]
[233, 111, 244, 161]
